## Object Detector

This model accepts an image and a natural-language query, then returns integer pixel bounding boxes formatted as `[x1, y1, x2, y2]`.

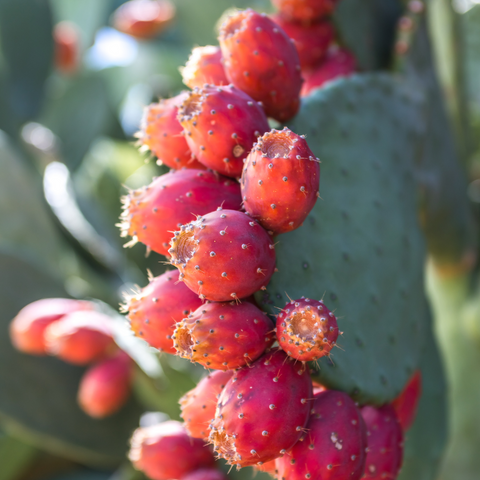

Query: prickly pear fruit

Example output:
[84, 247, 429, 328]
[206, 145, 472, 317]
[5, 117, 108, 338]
[44, 311, 116, 365]
[178, 84, 269, 177]
[78, 350, 133, 418]
[360, 405, 403, 480]
[272, 0, 339, 22]
[181, 46, 229, 89]
[276, 390, 367, 480]
[124, 270, 202, 353]
[391, 370, 422, 431]
[54, 22, 79, 75]
[241, 127, 320, 234]
[256, 459, 277, 475]
[173, 301, 274, 369]
[209, 349, 312, 467]
[120, 169, 242, 256]
[9, 298, 93, 355]
[276, 297, 338, 362]
[180, 370, 233, 439]
[129, 420, 215, 480]
[219, 9, 302, 122]
[312, 380, 327, 395]
[181, 469, 227, 480]
[169, 209, 276, 302]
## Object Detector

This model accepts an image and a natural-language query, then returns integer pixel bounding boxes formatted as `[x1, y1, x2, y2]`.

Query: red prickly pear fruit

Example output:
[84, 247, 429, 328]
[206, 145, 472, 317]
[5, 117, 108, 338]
[391, 370, 422, 431]
[44, 311, 116, 365]
[360, 405, 404, 480]
[124, 270, 202, 353]
[180, 370, 233, 439]
[54, 22, 80, 75]
[137, 93, 204, 170]
[169, 209, 276, 302]
[276, 390, 367, 480]
[78, 350, 133, 418]
[301, 48, 356, 96]
[219, 10, 302, 122]
[209, 349, 312, 467]
[173, 301, 274, 370]
[178, 85, 269, 178]
[181, 46, 229, 89]
[9, 298, 93, 356]
[256, 459, 278, 475]
[181, 469, 227, 480]
[119, 169, 242, 256]
[241, 127, 320, 235]
[271, 0, 340, 22]
[129, 420, 215, 480]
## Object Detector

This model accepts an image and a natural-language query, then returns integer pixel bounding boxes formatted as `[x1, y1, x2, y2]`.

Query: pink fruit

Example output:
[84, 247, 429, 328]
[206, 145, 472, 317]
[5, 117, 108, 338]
[276, 390, 367, 480]
[180, 370, 233, 439]
[272, 0, 340, 22]
[129, 420, 215, 480]
[182, 46, 229, 89]
[391, 370, 422, 431]
[178, 84, 269, 177]
[9, 298, 93, 355]
[119, 169, 242, 257]
[209, 349, 312, 467]
[173, 301, 274, 369]
[360, 405, 404, 480]
[241, 127, 320, 234]
[181, 469, 227, 480]
[219, 9, 302, 122]
[124, 270, 202, 353]
[169, 209, 276, 302]
[78, 350, 133, 418]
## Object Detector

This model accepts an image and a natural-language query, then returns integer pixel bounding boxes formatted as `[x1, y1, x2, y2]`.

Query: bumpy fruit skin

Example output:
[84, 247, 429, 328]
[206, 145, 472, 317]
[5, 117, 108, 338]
[44, 311, 116, 365]
[391, 370, 422, 431]
[272, 0, 339, 22]
[181, 46, 229, 89]
[173, 301, 274, 369]
[78, 350, 133, 418]
[54, 22, 79, 75]
[119, 169, 242, 256]
[360, 405, 404, 480]
[181, 469, 227, 480]
[276, 297, 338, 362]
[180, 370, 233, 439]
[129, 421, 215, 480]
[276, 390, 367, 480]
[209, 349, 312, 467]
[241, 127, 320, 234]
[10, 298, 93, 355]
[178, 85, 269, 177]
[169, 209, 276, 302]
[219, 10, 302, 122]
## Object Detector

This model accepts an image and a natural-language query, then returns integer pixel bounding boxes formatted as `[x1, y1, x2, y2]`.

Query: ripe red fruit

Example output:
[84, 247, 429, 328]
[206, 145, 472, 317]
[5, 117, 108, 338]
[180, 370, 233, 439]
[276, 297, 338, 362]
[181, 469, 227, 480]
[78, 350, 133, 418]
[119, 169, 242, 256]
[169, 209, 276, 302]
[391, 370, 422, 431]
[124, 270, 203, 353]
[181, 46, 229, 89]
[44, 311, 116, 365]
[219, 9, 302, 122]
[178, 84, 269, 177]
[276, 390, 367, 480]
[173, 301, 274, 369]
[256, 459, 277, 475]
[53, 22, 80, 75]
[10, 298, 93, 355]
[209, 349, 312, 467]
[241, 127, 320, 234]
[129, 420, 215, 480]
[272, 0, 339, 22]
[360, 405, 404, 480]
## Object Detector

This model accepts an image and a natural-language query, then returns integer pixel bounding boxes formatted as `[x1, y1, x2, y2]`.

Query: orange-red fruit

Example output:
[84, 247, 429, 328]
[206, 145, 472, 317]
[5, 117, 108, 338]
[180, 370, 233, 439]
[129, 421, 215, 480]
[78, 350, 133, 418]
[125, 270, 203, 353]
[391, 370, 422, 431]
[138, 93, 204, 170]
[53, 21, 80, 75]
[219, 9, 302, 122]
[112, 0, 175, 40]
[181, 46, 229, 89]
[272, 0, 339, 22]
[181, 469, 227, 480]
[178, 84, 269, 178]
[120, 169, 242, 256]
[44, 311, 116, 365]
[241, 127, 320, 234]
[256, 459, 278, 475]
[10, 298, 93, 356]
